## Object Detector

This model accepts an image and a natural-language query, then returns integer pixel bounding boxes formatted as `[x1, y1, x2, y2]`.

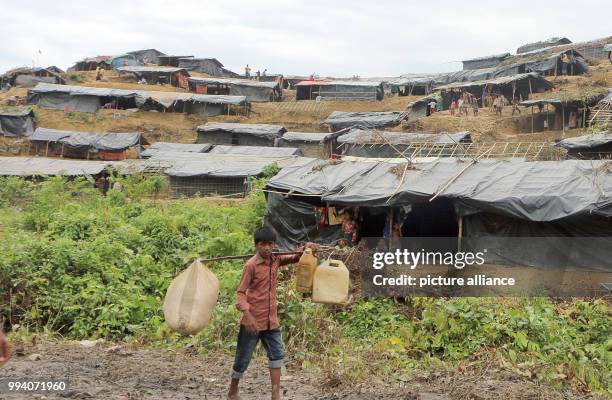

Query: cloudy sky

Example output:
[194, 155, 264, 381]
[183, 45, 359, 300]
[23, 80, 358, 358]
[1, 0, 610, 77]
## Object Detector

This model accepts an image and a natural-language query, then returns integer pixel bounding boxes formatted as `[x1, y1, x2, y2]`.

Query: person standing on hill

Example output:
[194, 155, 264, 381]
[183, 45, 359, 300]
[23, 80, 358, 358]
[245, 64, 251, 79]
[0, 325, 11, 367]
[227, 227, 318, 400]
[511, 97, 521, 116]
[561, 53, 569, 75]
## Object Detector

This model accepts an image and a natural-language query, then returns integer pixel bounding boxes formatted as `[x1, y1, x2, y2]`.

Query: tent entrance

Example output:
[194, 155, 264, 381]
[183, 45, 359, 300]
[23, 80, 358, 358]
[402, 199, 459, 238]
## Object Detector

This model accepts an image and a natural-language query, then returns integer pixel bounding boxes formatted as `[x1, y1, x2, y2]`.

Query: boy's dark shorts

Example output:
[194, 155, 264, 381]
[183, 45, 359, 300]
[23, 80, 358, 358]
[231, 325, 285, 379]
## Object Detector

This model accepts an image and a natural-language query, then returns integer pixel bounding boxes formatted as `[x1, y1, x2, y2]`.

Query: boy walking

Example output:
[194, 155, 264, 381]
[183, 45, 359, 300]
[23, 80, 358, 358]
[228, 227, 317, 400]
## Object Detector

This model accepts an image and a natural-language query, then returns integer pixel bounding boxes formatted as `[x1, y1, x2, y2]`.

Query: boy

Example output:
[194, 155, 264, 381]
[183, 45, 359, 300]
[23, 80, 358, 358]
[228, 227, 317, 400]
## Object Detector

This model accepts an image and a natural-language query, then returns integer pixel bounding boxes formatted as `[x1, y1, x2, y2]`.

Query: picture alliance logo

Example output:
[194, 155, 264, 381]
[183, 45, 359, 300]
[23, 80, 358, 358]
[372, 249, 488, 270]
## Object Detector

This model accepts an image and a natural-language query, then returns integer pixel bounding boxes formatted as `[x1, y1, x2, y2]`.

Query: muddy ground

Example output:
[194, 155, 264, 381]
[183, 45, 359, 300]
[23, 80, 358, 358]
[0, 340, 605, 400]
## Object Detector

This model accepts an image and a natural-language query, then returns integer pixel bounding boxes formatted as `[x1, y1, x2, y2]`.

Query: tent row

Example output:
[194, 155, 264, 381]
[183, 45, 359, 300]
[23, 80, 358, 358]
[188, 77, 283, 102]
[27, 83, 248, 115]
[264, 157, 612, 272]
[30, 128, 146, 160]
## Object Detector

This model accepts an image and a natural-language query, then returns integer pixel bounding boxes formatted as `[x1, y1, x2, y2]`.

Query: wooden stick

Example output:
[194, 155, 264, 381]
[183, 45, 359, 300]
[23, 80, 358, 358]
[200, 251, 302, 262]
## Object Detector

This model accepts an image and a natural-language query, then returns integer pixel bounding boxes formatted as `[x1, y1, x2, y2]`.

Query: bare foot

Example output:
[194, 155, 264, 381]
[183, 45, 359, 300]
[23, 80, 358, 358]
[271, 391, 280, 400]
[227, 394, 241, 400]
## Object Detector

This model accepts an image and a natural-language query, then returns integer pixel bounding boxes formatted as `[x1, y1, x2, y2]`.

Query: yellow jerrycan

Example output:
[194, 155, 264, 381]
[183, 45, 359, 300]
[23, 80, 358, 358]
[296, 248, 318, 293]
[312, 259, 349, 304]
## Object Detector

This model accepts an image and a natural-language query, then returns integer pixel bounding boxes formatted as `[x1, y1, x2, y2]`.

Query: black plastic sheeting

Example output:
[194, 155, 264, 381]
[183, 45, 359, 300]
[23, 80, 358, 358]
[0, 108, 35, 137]
[265, 193, 343, 250]
[31, 128, 143, 151]
[141, 142, 212, 158]
[208, 145, 301, 156]
[267, 158, 612, 221]
[27, 83, 247, 114]
[336, 129, 471, 158]
[196, 122, 286, 146]
[165, 159, 271, 177]
[555, 132, 612, 150]
[188, 77, 280, 102]
[197, 122, 286, 138]
[323, 111, 406, 131]
[463, 213, 612, 272]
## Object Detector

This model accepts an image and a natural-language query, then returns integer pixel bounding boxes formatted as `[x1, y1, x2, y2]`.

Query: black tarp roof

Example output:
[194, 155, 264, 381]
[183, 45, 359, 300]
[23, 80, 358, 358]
[462, 53, 511, 63]
[164, 159, 272, 178]
[267, 158, 612, 221]
[280, 130, 347, 143]
[29, 83, 247, 107]
[435, 73, 552, 91]
[141, 142, 212, 158]
[0, 156, 113, 176]
[555, 132, 612, 150]
[323, 111, 406, 130]
[31, 128, 143, 151]
[336, 129, 471, 145]
[188, 77, 278, 89]
[117, 66, 188, 74]
[207, 145, 301, 156]
[196, 122, 286, 139]
[517, 37, 572, 54]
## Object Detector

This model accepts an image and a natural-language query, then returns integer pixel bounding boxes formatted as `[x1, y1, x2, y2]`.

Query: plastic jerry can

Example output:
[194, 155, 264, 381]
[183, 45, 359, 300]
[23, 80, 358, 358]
[312, 259, 349, 304]
[296, 248, 318, 293]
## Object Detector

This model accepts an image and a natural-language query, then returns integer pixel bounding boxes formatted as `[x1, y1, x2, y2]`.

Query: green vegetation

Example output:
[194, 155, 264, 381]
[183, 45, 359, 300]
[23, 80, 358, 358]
[0, 176, 610, 395]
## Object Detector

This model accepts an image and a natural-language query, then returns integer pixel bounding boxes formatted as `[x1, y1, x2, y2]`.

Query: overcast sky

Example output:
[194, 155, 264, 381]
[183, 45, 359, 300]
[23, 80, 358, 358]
[1, 0, 610, 77]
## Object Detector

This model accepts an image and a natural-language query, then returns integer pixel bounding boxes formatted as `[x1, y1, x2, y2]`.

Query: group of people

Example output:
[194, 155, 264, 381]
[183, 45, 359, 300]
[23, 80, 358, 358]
[244, 64, 267, 80]
[449, 92, 479, 116]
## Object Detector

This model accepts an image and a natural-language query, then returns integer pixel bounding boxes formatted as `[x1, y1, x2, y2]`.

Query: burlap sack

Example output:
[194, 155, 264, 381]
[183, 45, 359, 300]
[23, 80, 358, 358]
[163, 259, 219, 335]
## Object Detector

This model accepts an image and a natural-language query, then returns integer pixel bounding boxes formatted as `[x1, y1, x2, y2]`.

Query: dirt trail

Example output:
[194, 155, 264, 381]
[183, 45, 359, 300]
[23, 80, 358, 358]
[0, 340, 604, 400]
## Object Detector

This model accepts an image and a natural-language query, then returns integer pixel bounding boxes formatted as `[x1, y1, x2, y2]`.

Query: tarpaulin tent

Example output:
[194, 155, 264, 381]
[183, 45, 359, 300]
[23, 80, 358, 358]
[208, 145, 301, 156]
[519, 91, 607, 133]
[435, 73, 553, 108]
[0, 156, 113, 177]
[295, 80, 384, 101]
[117, 66, 190, 89]
[69, 54, 139, 71]
[178, 58, 239, 77]
[323, 111, 406, 131]
[188, 77, 281, 102]
[462, 53, 511, 70]
[498, 48, 589, 76]
[387, 76, 436, 96]
[196, 122, 286, 146]
[0, 108, 35, 137]
[336, 129, 472, 158]
[127, 49, 166, 65]
[163, 155, 302, 198]
[264, 158, 612, 271]
[0, 67, 65, 88]
[141, 142, 212, 158]
[555, 132, 612, 159]
[405, 95, 440, 120]
[279, 130, 349, 158]
[27, 83, 247, 115]
[517, 37, 573, 54]
[30, 127, 145, 160]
